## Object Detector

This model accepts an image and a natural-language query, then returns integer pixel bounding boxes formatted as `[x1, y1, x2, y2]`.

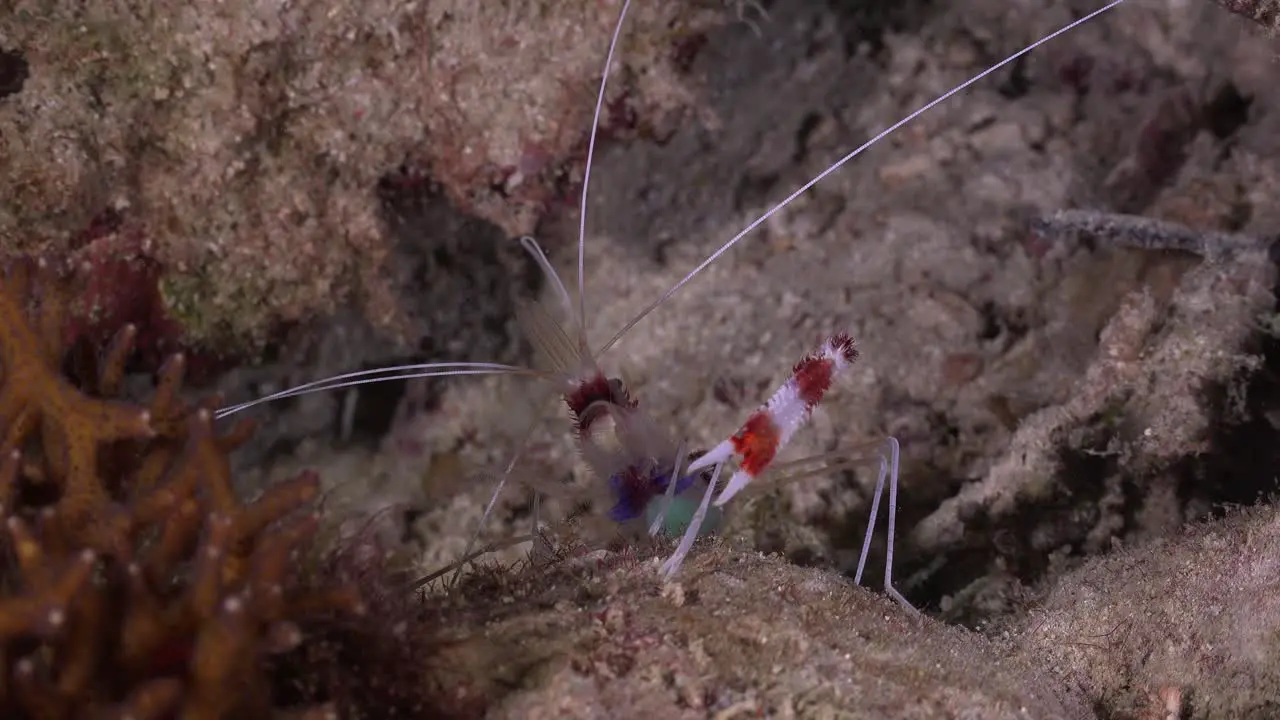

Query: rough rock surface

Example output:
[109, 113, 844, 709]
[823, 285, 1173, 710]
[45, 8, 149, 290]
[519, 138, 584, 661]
[0, 0, 721, 347]
[429, 543, 1093, 719]
[1018, 505, 1280, 719]
[8, 0, 1280, 717]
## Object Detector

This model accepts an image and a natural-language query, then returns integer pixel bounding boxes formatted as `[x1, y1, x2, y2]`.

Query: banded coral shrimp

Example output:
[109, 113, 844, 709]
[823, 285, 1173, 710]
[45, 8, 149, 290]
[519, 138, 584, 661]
[214, 0, 1139, 608]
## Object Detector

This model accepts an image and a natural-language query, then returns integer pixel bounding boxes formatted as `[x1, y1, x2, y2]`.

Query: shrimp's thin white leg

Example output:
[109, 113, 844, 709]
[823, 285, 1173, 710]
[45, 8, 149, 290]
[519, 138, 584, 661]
[453, 416, 546, 582]
[530, 491, 556, 565]
[660, 460, 724, 580]
[853, 436, 914, 611]
[648, 443, 689, 537]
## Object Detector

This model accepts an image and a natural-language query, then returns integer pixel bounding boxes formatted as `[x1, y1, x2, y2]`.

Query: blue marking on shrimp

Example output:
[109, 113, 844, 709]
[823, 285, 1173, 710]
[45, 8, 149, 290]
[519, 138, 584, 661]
[607, 465, 699, 522]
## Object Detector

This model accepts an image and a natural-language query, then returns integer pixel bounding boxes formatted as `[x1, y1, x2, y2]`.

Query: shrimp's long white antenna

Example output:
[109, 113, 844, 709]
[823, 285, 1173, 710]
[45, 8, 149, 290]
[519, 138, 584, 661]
[578, 0, 634, 350]
[220, 232, 576, 421]
[599, 0, 1129, 355]
[521, 235, 574, 319]
[214, 362, 543, 419]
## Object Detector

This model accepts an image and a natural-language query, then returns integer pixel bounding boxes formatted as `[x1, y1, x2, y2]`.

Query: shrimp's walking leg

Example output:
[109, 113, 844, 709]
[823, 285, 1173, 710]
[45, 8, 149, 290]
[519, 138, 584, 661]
[659, 460, 725, 580]
[648, 443, 689, 537]
[453, 416, 546, 582]
[853, 436, 914, 611]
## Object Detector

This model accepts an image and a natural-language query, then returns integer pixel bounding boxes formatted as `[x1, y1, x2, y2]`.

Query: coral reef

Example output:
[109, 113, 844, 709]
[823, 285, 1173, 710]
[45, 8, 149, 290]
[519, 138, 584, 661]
[311, 3, 1280, 713]
[1213, 0, 1280, 36]
[8, 1, 1280, 716]
[0, 0, 725, 348]
[1018, 503, 1280, 719]
[0, 260, 362, 718]
[418, 542, 1093, 718]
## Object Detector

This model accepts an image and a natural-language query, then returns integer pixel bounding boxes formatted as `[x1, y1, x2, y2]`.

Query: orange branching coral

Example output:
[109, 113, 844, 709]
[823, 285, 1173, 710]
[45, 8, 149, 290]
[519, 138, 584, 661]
[0, 261, 155, 558]
[0, 260, 362, 719]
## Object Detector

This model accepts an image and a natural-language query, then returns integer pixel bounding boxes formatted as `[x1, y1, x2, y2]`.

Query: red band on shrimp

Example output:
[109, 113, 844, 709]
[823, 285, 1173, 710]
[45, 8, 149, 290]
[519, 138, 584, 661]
[792, 355, 836, 409]
[729, 410, 780, 477]
[793, 333, 857, 409]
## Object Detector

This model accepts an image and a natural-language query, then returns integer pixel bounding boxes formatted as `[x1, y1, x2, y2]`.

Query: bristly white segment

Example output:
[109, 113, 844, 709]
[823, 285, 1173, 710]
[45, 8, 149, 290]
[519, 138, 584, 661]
[764, 335, 856, 447]
[578, 0, 635, 351]
[596, 0, 1131, 358]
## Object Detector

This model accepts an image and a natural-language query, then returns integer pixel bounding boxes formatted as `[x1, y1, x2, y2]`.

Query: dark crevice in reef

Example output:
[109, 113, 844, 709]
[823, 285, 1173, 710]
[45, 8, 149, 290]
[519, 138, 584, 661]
[895, 418, 1121, 624]
[808, 369, 1135, 622]
[0, 47, 28, 99]
[216, 167, 546, 472]
[338, 356, 441, 447]
[892, 266, 1280, 625]
[891, 320, 1280, 625]
[997, 57, 1033, 100]
[824, 0, 942, 54]
[1178, 291, 1280, 518]
[367, 169, 542, 437]
[1204, 81, 1253, 142]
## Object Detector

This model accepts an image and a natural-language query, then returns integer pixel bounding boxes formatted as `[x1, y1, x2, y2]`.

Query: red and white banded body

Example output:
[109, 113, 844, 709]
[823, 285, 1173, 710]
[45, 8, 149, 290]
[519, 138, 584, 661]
[686, 333, 859, 506]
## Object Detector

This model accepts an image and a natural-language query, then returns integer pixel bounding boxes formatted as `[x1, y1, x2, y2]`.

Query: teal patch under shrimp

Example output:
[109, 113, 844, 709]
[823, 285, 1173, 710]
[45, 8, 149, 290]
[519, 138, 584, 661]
[645, 495, 723, 539]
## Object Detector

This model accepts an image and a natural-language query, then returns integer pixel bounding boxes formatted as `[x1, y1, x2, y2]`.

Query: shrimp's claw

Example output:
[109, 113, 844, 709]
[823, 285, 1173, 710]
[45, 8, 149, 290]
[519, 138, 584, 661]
[690, 334, 860, 508]
[685, 440, 751, 507]
[713, 469, 754, 507]
[684, 440, 732, 475]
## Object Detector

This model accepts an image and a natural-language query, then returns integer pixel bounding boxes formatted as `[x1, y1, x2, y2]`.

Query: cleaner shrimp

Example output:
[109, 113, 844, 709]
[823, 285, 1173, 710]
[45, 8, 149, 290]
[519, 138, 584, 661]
[215, 0, 1131, 603]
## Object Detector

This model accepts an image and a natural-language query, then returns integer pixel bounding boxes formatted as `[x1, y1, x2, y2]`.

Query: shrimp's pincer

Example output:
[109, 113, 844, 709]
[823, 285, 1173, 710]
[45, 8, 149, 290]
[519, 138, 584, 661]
[687, 333, 858, 505]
